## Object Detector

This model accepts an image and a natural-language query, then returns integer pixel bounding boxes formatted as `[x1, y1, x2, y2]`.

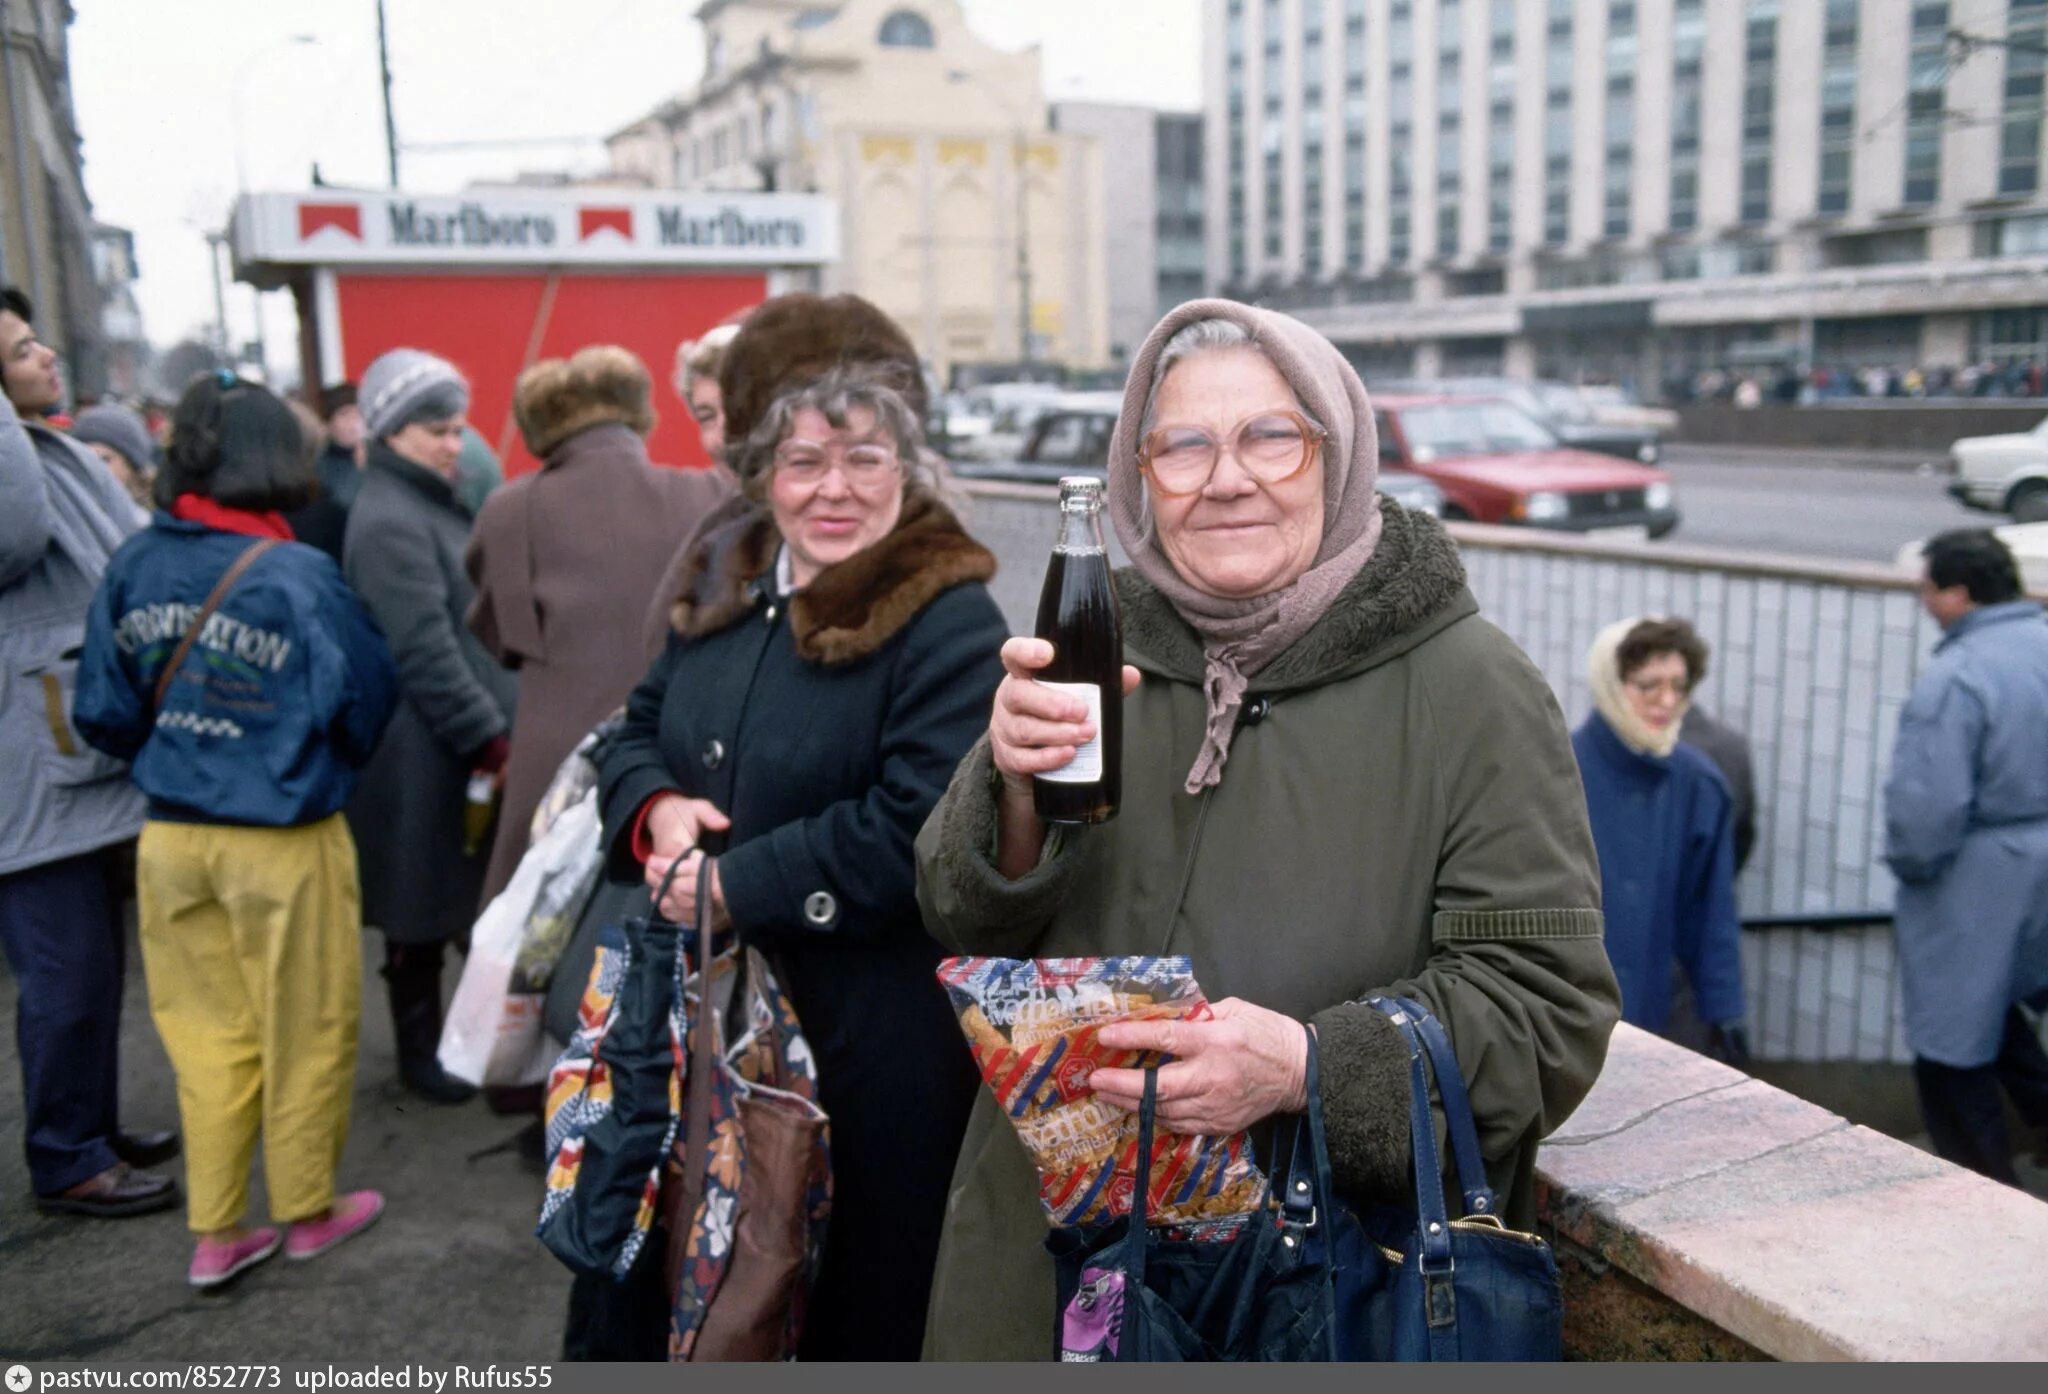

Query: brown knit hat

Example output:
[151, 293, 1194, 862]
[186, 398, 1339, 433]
[716, 293, 927, 467]
[513, 345, 657, 458]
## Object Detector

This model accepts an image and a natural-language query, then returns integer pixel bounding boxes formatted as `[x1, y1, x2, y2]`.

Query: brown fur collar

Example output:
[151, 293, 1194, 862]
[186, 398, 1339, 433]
[667, 488, 996, 664]
[514, 345, 656, 459]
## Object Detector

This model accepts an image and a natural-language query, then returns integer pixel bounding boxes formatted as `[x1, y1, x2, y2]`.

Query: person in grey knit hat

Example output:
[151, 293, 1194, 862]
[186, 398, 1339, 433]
[358, 347, 468, 444]
[71, 403, 158, 508]
[342, 346, 511, 1106]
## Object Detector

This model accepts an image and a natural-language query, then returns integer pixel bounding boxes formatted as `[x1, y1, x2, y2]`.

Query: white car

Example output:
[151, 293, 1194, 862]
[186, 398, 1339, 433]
[1897, 521, 2048, 593]
[1944, 415, 2048, 522]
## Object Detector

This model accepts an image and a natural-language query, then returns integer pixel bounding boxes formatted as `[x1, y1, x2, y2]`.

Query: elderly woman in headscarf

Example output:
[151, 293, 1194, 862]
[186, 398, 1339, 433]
[914, 300, 1621, 1360]
[344, 348, 516, 1105]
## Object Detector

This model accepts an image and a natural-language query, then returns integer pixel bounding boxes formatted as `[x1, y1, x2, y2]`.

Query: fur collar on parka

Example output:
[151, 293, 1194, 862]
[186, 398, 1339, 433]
[1116, 496, 1474, 692]
[666, 488, 996, 664]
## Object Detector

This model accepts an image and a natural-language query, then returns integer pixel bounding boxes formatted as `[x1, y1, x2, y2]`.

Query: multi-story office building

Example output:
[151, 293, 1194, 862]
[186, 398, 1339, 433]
[1052, 104, 1207, 361]
[1207, 0, 2048, 392]
[608, 0, 1110, 376]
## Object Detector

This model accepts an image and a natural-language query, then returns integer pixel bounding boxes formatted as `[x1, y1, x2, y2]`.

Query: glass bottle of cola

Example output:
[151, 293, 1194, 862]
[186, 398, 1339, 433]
[1034, 476, 1122, 824]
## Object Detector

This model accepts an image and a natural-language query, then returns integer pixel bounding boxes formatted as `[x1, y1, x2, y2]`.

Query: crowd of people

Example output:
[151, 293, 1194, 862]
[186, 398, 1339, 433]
[2, 276, 2045, 1358]
[1669, 359, 2048, 407]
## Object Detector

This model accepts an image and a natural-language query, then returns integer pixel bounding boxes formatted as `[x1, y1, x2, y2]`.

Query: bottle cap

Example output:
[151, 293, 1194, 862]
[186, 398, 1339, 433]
[1058, 476, 1104, 496]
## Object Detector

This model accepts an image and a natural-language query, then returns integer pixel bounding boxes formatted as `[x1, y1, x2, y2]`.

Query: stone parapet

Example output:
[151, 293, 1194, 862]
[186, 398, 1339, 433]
[1538, 1025, 2048, 1361]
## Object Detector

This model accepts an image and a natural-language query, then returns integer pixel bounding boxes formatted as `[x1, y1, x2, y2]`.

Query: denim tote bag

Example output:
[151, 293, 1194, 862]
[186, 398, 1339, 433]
[1047, 1032, 1391, 1361]
[1355, 995, 1564, 1362]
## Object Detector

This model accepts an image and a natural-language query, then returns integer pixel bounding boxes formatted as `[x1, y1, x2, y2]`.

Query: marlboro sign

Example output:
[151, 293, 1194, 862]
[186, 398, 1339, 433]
[232, 189, 839, 268]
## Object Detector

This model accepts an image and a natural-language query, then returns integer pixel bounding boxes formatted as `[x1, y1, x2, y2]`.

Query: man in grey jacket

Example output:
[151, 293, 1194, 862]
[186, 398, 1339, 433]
[1885, 528, 2048, 1185]
[0, 287, 175, 1216]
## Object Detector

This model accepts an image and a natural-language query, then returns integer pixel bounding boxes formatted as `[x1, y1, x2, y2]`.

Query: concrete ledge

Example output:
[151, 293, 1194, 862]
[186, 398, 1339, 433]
[1536, 1025, 2048, 1361]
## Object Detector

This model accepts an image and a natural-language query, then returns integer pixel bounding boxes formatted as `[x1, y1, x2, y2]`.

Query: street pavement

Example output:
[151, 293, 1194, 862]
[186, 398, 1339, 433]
[0, 930, 571, 1362]
[1657, 443, 1987, 563]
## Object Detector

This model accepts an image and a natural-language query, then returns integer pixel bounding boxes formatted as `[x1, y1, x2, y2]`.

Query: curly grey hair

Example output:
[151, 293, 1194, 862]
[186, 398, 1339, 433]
[735, 365, 940, 499]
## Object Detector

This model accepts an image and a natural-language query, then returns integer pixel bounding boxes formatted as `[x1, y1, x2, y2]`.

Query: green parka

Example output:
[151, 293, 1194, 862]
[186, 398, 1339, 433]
[913, 499, 1620, 1360]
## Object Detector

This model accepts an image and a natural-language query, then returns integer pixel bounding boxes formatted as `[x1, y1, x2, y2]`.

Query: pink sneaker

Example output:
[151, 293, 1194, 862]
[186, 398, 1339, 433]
[188, 1227, 282, 1288]
[285, 1190, 385, 1262]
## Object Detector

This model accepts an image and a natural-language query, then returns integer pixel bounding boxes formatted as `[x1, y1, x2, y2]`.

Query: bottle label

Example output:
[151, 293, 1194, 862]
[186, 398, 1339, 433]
[1037, 681, 1103, 783]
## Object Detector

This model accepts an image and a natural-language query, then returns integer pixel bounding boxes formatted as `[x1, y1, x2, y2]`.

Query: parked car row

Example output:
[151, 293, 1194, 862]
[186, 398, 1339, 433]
[946, 392, 1676, 535]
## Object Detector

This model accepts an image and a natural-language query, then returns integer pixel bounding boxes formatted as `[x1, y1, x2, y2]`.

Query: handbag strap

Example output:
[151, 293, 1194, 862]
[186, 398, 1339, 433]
[1367, 996, 1496, 1220]
[1121, 1067, 1161, 1291]
[1278, 1026, 1337, 1242]
[681, 854, 722, 1210]
[153, 539, 279, 712]
[1389, 996, 1498, 1219]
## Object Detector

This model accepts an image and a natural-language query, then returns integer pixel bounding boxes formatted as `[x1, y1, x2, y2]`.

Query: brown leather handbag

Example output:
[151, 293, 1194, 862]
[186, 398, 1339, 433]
[658, 858, 831, 1361]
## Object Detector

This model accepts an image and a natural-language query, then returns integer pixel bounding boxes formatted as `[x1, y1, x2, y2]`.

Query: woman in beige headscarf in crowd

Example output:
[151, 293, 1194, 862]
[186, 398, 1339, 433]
[914, 299, 1620, 1360]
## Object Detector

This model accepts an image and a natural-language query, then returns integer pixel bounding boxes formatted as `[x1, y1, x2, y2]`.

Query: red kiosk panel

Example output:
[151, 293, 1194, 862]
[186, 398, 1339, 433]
[334, 271, 764, 475]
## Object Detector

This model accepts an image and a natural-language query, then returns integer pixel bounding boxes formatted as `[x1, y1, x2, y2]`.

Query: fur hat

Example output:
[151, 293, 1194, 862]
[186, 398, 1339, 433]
[513, 345, 657, 458]
[716, 293, 927, 454]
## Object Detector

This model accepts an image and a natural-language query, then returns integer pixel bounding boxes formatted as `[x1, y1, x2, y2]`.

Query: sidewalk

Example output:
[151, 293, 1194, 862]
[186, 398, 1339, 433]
[1663, 441, 1947, 473]
[0, 925, 571, 1362]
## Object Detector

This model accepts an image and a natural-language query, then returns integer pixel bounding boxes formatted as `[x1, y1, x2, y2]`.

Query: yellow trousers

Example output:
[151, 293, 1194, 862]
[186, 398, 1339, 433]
[136, 814, 362, 1234]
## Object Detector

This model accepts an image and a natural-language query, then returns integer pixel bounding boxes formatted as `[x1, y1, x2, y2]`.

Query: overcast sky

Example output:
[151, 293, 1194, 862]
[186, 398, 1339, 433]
[68, 0, 1202, 372]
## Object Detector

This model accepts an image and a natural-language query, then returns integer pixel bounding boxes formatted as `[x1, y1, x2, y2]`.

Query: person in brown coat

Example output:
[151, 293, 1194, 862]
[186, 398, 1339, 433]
[465, 345, 732, 907]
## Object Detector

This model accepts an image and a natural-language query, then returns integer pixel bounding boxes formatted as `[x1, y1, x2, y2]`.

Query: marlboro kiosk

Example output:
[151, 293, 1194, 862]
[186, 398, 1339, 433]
[230, 188, 840, 473]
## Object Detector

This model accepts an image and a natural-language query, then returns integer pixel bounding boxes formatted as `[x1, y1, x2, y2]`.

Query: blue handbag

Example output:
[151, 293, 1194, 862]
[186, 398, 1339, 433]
[1047, 1031, 1363, 1361]
[1353, 995, 1563, 1362]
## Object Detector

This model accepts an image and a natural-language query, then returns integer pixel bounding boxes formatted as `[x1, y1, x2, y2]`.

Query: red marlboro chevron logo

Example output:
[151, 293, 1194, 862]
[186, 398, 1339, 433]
[579, 206, 633, 241]
[298, 202, 363, 241]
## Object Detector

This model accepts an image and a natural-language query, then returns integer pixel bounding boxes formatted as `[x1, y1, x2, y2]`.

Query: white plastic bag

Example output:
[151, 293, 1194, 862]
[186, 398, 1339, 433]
[440, 791, 601, 1087]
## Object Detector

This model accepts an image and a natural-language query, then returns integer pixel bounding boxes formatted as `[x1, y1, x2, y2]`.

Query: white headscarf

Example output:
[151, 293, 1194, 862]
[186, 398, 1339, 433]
[1587, 616, 1688, 759]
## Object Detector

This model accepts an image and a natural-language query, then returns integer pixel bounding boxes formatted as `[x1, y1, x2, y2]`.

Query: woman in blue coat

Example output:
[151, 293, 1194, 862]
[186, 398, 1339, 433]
[75, 373, 399, 1288]
[1571, 616, 1748, 1060]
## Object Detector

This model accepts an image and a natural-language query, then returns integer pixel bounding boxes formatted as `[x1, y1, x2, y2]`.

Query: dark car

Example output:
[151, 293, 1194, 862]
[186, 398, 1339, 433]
[1379, 377, 1663, 465]
[1374, 393, 1679, 537]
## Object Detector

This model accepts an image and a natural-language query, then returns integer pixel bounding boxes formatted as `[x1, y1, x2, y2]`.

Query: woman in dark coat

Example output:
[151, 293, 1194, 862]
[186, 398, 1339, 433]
[595, 319, 1007, 1358]
[344, 348, 516, 1104]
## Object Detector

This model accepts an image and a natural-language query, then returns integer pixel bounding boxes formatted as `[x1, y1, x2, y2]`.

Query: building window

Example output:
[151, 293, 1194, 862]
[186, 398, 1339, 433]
[876, 9, 935, 48]
[1670, 0, 1704, 231]
[1437, 0, 1463, 259]
[1740, 0, 1778, 224]
[1388, 7, 1414, 266]
[1544, 2, 1571, 245]
[1977, 211, 2048, 255]
[1227, 0, 1248, 282]
[1445, 266, 1505, 296]
[1904, 2, 1948, 205]
[2002, 0, 2048, 195]
[1604, 5, 1637, 239]
[1822, 228, 1929, 266]
[1817, 0, 1858, 215]
[1344, 2, 1367, 271]
[1485, 0, 1515, 252]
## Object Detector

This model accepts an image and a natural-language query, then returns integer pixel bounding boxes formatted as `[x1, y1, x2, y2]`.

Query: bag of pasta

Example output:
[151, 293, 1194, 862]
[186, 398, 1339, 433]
[936, 956, 1266, 1230]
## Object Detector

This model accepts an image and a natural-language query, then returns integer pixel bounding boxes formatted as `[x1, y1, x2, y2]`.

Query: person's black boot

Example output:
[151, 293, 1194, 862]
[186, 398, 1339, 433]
[383, 942, 477, 1105]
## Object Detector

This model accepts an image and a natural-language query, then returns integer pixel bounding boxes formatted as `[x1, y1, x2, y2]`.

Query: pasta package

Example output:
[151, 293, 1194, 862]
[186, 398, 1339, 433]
[936, 956, 1267, 1229]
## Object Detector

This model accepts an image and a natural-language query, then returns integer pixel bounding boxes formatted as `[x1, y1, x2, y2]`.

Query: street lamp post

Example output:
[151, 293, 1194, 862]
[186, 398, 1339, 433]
[230, 33, 317, 379]
[947, 69, 1037, 367]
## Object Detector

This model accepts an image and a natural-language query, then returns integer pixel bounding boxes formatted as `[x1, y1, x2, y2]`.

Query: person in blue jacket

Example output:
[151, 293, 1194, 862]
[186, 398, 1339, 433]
[74, 371, 400, 1290]
[1572, 616, 1749, 1061]
[1885, 529, 2048, 1185]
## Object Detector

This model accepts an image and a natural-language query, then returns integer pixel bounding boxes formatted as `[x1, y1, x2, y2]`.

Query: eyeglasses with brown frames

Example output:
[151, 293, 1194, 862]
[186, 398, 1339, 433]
[1138, 409, 1327, 498]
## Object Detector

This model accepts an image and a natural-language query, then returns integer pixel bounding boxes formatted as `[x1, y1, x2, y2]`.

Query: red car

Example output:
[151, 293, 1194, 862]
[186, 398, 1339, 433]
[1372, 393, 1680, 537]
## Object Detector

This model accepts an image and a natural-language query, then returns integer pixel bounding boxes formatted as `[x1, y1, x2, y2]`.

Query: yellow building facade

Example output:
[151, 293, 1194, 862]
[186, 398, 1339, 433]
[607, 0, 1110, 376]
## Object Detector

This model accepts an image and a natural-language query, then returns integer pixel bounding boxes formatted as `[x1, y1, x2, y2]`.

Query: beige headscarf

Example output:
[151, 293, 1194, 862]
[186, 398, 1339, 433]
[1587, 616, 1688, 758]
[1107, 299, 1385, 794]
